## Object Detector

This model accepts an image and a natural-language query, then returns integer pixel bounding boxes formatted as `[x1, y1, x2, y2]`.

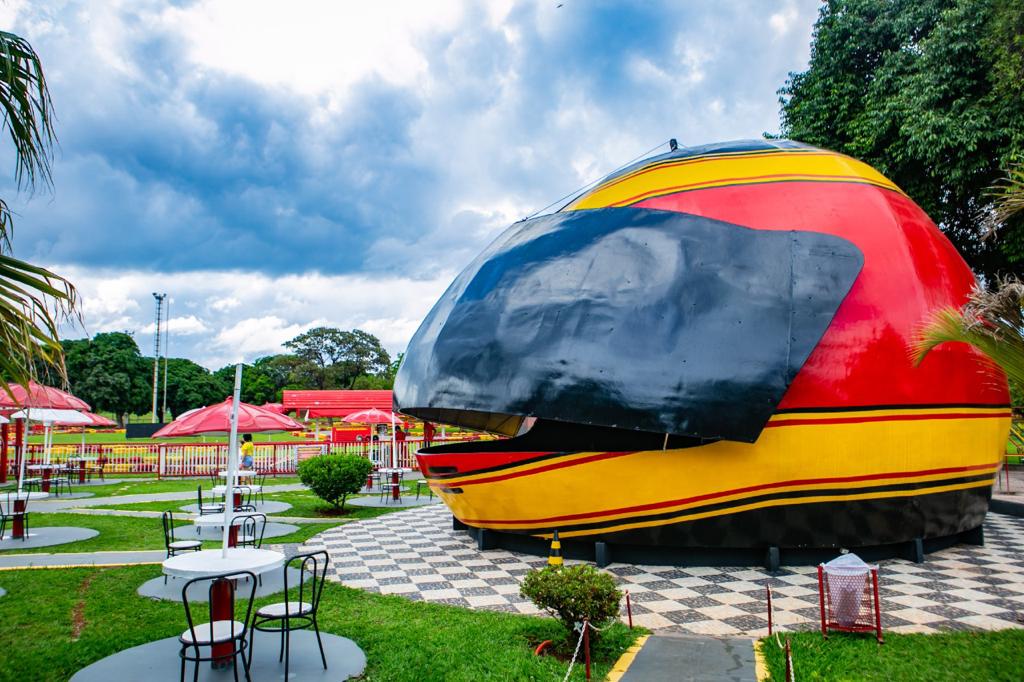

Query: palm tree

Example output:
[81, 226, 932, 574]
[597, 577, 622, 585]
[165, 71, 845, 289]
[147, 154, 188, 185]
[0, 30, 77, 387]
[911, 280, 1023, 389]
[913, 163, 1024, 388]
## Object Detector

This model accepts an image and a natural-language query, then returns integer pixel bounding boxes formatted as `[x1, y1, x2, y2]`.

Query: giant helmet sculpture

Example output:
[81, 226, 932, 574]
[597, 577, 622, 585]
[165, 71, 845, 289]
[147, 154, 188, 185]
[394, 140, 1011, 563]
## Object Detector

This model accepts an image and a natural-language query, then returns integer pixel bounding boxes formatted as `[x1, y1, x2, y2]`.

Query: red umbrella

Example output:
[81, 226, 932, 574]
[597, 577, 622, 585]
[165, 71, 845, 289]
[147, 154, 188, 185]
[0, 381, 90, 411]
[152, 398, 304, 438]
[261, 402, 288, 415]
[340, 408, 402, 424]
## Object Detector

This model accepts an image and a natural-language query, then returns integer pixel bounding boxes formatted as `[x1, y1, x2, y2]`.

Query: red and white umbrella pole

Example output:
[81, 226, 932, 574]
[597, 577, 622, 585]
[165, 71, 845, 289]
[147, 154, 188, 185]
[222, 363, 242, 558]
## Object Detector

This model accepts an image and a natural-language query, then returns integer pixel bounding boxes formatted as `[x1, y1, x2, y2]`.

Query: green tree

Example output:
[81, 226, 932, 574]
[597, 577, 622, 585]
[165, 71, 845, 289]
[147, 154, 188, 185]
[777, 0, 1024, 277]
[284, 327, 391, 389]
[65, 332, 150, 425]
[0, 30, 77, 388]
[212, 362, 278, 405]
[165, 358, 226, 419]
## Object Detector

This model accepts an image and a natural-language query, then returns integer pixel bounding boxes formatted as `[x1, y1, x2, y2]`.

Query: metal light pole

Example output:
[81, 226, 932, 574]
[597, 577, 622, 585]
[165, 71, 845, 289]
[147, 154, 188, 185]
[151, 293, 166, 423]
[161, 297, 170, 421]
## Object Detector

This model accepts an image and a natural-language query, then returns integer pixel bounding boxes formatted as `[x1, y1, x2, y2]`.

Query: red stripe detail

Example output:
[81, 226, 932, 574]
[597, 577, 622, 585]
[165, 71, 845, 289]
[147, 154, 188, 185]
[764, 411, 1011, 428]
[459, 462, 997, 526]
[450, 450, 637, 487]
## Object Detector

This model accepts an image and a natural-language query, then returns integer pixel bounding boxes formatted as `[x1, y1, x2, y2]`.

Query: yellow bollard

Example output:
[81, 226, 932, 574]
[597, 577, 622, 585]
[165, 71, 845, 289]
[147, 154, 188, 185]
[548, 529, 563, 567]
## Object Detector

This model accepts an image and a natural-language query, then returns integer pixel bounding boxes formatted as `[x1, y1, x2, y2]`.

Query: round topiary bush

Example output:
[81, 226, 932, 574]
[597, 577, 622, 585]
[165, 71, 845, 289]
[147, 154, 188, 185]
[297, 454, 373, 512]
[520, 564, 622, 643]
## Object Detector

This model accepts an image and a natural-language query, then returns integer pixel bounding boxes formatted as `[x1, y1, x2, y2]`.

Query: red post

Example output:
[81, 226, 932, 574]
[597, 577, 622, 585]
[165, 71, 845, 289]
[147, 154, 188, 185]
[0, 422, 7, 483]
[625, 591, 633, 629]
[871, 568, 884, 644]
[767, 584, 773, 637]
[583, 620, 591, 681]
[14, 419, 23, 483]
[209, 579, 234, 666]
[817, 564, 827, 638]
[11, 498, 26, 538]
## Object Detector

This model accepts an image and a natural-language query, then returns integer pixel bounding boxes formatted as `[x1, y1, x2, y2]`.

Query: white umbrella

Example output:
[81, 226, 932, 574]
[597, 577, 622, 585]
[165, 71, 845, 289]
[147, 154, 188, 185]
[10, 408, 91, 480]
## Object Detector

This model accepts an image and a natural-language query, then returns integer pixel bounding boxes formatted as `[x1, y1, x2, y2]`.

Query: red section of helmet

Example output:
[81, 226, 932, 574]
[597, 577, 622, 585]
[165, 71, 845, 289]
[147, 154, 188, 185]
[635, 182, 1008, 409]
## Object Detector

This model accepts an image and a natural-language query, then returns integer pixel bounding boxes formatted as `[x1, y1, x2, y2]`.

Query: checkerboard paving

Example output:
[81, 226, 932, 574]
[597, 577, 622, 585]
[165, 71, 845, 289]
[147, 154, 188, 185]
[304, 506, 1024, 637]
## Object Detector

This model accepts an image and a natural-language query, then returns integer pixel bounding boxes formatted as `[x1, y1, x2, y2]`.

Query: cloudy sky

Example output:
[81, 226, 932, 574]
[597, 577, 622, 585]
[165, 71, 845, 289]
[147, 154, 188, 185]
[2, 0, 820, 369]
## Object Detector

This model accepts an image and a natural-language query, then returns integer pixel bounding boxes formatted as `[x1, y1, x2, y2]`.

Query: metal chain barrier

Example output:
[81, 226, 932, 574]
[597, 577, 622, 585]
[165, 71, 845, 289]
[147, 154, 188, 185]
[561, 622, 587, 682]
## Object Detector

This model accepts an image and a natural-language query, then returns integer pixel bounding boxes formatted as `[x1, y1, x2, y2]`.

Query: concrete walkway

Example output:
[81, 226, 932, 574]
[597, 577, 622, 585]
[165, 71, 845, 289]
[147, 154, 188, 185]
[618, 634, 757, 682]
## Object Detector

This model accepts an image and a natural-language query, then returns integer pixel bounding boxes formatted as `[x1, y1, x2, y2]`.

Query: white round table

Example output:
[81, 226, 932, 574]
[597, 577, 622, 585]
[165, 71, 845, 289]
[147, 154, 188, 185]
[219, 470, 256, 478]
[162, 547, 284, 580]
[5, 491, 49, 500]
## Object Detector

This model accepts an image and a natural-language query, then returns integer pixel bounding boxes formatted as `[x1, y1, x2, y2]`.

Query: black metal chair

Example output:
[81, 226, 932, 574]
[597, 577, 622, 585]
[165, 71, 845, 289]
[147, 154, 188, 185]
[378, 470, 404, 504]
[249, 550, 330, 680]
[415, 479, 434, 500]
[1, 491, 29, 540]
[162, 511, 201, 584]
[254, 472, 268, 505]
[230, 513, 266, 549]
[197, 485, 224, 515]
[233, 485, 254, 511]
[179, 570, 257, 682]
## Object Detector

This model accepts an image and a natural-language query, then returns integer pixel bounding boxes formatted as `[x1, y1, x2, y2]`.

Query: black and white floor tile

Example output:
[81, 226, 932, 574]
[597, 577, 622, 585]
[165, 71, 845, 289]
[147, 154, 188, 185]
[305, 505, 1024, 636]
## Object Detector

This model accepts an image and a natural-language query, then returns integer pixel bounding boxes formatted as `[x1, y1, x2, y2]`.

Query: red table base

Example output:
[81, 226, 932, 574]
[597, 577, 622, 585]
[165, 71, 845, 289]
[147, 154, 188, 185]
[11, 499, 25, 538]
[209, 579, 234, 667]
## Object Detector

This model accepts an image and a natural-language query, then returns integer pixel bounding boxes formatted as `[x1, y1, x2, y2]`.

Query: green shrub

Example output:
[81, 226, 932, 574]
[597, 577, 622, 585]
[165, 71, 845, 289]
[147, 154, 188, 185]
[520, 564, 622, 643]
[297, 454, 373, 511]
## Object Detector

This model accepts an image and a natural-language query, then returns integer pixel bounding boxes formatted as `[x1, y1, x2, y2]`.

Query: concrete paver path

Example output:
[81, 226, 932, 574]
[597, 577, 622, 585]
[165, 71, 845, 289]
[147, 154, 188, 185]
[619, 634, 756, 682]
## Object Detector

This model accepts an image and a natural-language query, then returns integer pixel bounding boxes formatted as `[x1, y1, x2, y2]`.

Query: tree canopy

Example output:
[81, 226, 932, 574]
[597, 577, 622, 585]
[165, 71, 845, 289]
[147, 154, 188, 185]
[57, 327, 398, 421]
[777, 0, 1024, 279]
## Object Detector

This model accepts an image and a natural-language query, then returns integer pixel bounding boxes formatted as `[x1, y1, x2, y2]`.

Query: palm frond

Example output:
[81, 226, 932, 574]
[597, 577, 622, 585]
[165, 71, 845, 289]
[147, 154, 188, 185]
[0, 30, 55, 196]
[912, 279, 1024, 389]
[0, 254, 76, 387]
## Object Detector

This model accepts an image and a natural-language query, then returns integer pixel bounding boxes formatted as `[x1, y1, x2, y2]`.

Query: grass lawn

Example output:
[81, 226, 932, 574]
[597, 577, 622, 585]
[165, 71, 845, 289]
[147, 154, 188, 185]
[0, 512, 343, 554]
[759, 630, 1024, 681]
[0, 565, 638, 681]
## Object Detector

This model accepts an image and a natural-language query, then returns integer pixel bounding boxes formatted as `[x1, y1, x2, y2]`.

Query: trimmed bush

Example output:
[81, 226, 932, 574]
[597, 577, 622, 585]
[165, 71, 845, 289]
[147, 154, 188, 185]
[520, 564, 622, 643]
[297, 454, 373, 511]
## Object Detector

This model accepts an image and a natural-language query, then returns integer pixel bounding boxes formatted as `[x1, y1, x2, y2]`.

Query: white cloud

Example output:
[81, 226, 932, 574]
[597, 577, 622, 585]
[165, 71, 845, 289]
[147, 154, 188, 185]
[140, 314, 209, 336]
[209, 296, 241, 313]
[160, 0, 464, 98]
[56, 264, 455, 369]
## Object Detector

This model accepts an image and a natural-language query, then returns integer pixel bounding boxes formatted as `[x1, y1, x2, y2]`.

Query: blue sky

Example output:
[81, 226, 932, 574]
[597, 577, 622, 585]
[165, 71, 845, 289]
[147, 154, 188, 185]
[2, 0, 820, 368]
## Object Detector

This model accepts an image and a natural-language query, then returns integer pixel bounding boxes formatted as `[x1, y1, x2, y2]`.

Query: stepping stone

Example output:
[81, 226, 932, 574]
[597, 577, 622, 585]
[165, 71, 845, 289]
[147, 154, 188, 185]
[179, 500, 292, 515]
[348, 495, 441, 508]
[70, 630, 366, 681]
[0, 526, 99, 551]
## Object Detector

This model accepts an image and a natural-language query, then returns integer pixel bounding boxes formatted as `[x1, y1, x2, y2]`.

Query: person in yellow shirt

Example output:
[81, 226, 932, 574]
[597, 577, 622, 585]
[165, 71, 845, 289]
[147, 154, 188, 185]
[240, 433, 255, 469]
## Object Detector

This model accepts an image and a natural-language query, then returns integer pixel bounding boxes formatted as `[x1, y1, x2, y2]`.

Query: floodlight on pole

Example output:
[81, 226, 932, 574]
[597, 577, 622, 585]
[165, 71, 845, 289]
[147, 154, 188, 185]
[151, 293, 166, 423]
